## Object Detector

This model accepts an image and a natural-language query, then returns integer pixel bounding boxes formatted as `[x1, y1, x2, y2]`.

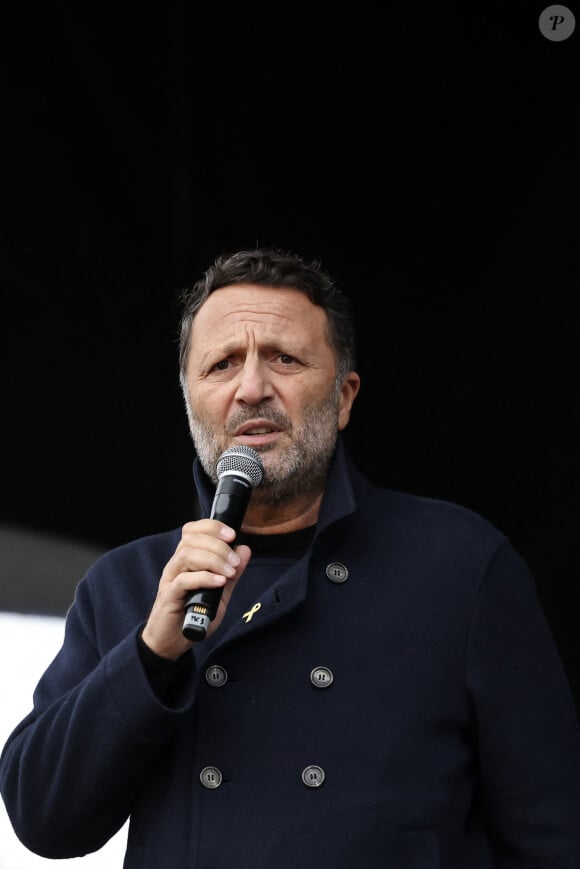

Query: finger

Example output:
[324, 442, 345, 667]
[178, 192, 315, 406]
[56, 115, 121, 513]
[163, 545, 240, 586]
[181, 519, 237, 542]
[233, 544, 252, 572]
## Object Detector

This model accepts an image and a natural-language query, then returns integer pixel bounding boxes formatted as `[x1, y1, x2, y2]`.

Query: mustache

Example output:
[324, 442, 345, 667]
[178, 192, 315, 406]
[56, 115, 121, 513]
[225, 405, 292, 434]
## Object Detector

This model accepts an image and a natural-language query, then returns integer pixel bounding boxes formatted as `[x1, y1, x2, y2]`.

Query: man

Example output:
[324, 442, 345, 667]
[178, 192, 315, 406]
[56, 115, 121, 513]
[1, 248, 579, 867]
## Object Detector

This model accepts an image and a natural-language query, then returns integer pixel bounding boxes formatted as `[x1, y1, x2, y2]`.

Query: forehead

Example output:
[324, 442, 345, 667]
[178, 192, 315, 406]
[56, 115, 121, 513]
[190, 284, 330, 343]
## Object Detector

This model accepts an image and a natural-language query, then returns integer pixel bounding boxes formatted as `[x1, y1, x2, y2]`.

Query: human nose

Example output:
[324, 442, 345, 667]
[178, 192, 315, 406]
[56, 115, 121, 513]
[234, 358, 274, 405]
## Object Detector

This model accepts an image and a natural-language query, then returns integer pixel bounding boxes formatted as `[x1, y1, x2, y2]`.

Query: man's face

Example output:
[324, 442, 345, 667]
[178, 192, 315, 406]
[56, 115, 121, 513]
[183, 284, 359, 501]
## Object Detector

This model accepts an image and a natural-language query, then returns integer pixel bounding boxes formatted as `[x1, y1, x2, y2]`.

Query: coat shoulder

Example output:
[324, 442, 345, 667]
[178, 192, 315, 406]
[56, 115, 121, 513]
[88, 527, 181, 576]
[75, 528, 182, 611]
[352, 469, 509, 559]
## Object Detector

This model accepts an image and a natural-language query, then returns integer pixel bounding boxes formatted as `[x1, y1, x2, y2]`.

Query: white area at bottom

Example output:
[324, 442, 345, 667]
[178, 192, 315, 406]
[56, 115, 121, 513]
[0, 612, 128, 868]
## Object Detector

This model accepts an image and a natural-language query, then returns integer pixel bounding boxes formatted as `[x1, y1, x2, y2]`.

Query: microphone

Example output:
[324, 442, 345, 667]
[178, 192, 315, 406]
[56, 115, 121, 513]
[182, 444, 264, 642]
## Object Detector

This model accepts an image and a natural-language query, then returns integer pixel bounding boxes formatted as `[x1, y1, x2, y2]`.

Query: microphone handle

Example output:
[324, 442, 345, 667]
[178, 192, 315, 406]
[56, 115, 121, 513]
[182, 475, 251, 642]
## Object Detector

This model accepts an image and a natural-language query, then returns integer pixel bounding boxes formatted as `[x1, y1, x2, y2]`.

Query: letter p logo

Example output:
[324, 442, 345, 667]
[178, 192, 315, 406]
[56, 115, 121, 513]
[539, 5, 576, 40]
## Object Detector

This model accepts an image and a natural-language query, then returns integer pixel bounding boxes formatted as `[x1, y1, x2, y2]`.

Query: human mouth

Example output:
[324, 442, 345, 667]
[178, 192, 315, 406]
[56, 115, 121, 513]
[233, 420, 284, 445]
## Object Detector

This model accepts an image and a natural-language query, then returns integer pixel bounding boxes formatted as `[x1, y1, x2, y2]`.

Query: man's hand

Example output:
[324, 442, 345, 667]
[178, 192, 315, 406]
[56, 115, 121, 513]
[141, 519, 251, 660]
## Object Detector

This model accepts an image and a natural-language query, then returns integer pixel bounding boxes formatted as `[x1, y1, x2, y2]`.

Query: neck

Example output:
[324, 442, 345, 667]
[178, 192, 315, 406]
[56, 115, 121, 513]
[241, 491, 323, 535]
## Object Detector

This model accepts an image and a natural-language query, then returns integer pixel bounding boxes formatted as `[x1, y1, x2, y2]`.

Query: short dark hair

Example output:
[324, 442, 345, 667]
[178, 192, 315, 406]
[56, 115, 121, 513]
[178, 248, 357, 385]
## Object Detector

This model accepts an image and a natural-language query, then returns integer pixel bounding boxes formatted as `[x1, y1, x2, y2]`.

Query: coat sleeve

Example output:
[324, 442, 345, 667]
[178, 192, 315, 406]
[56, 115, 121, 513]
[0, 576, 196, 859]
[466, 540, 580, 866]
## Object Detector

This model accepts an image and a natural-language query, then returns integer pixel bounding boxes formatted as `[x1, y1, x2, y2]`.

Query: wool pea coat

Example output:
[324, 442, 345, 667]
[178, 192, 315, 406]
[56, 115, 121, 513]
[1, 436, 580, 868]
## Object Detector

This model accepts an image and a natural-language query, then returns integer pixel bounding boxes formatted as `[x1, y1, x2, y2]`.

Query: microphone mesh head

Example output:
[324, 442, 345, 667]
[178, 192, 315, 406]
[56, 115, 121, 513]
[216, 445, 264, 487]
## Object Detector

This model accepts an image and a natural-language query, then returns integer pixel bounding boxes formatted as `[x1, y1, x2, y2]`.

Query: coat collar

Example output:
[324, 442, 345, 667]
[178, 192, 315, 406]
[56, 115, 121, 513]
[191, 436, 361, 655]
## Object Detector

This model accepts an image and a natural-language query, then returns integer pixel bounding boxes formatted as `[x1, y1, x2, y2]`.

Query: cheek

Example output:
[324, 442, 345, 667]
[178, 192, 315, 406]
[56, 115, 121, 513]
[289, 383, 336, 422]
[293, 369, 334, 397]
[188, 385, 227, 423]
[281, 383, 315, 413]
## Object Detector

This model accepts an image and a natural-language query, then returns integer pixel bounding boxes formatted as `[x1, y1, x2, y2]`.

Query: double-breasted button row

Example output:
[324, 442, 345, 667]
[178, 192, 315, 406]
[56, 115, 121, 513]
[200, 765, 326, 789]
[205, 664, 334, 688]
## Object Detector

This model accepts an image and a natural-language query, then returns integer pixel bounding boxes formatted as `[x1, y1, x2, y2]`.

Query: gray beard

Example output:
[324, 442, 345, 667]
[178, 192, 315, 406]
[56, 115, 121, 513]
[184, 390, 340, 505]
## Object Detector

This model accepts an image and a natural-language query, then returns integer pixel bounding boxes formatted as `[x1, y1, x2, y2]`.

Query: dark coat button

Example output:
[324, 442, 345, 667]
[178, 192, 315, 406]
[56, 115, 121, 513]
[200, 766, 223, 789]
[310, 666, 334, 688]
[205, 665, 228, 687]
[325, 562, 349, 583]
[302, 765, 325, 787]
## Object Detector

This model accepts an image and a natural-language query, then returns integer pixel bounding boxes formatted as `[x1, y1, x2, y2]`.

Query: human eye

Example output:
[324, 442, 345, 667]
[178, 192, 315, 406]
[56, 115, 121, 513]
[271, 352, 303, 371]
[205, 357, 234, 378]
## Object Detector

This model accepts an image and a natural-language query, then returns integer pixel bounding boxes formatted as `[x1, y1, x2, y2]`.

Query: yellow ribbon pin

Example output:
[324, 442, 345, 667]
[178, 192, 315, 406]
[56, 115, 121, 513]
[242, 602, 262, 623]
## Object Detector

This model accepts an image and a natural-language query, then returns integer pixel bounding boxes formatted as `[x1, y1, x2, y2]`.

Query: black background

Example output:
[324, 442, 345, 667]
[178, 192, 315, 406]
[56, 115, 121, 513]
[2, 4, 579, 696]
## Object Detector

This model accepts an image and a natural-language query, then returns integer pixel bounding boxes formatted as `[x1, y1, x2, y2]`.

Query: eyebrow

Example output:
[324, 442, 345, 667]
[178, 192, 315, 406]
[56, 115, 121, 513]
[204, 336, 305, 357]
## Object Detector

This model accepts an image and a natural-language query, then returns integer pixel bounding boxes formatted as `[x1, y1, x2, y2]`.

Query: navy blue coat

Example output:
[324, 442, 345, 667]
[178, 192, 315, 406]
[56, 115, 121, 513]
[2, 438, 580, 867]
